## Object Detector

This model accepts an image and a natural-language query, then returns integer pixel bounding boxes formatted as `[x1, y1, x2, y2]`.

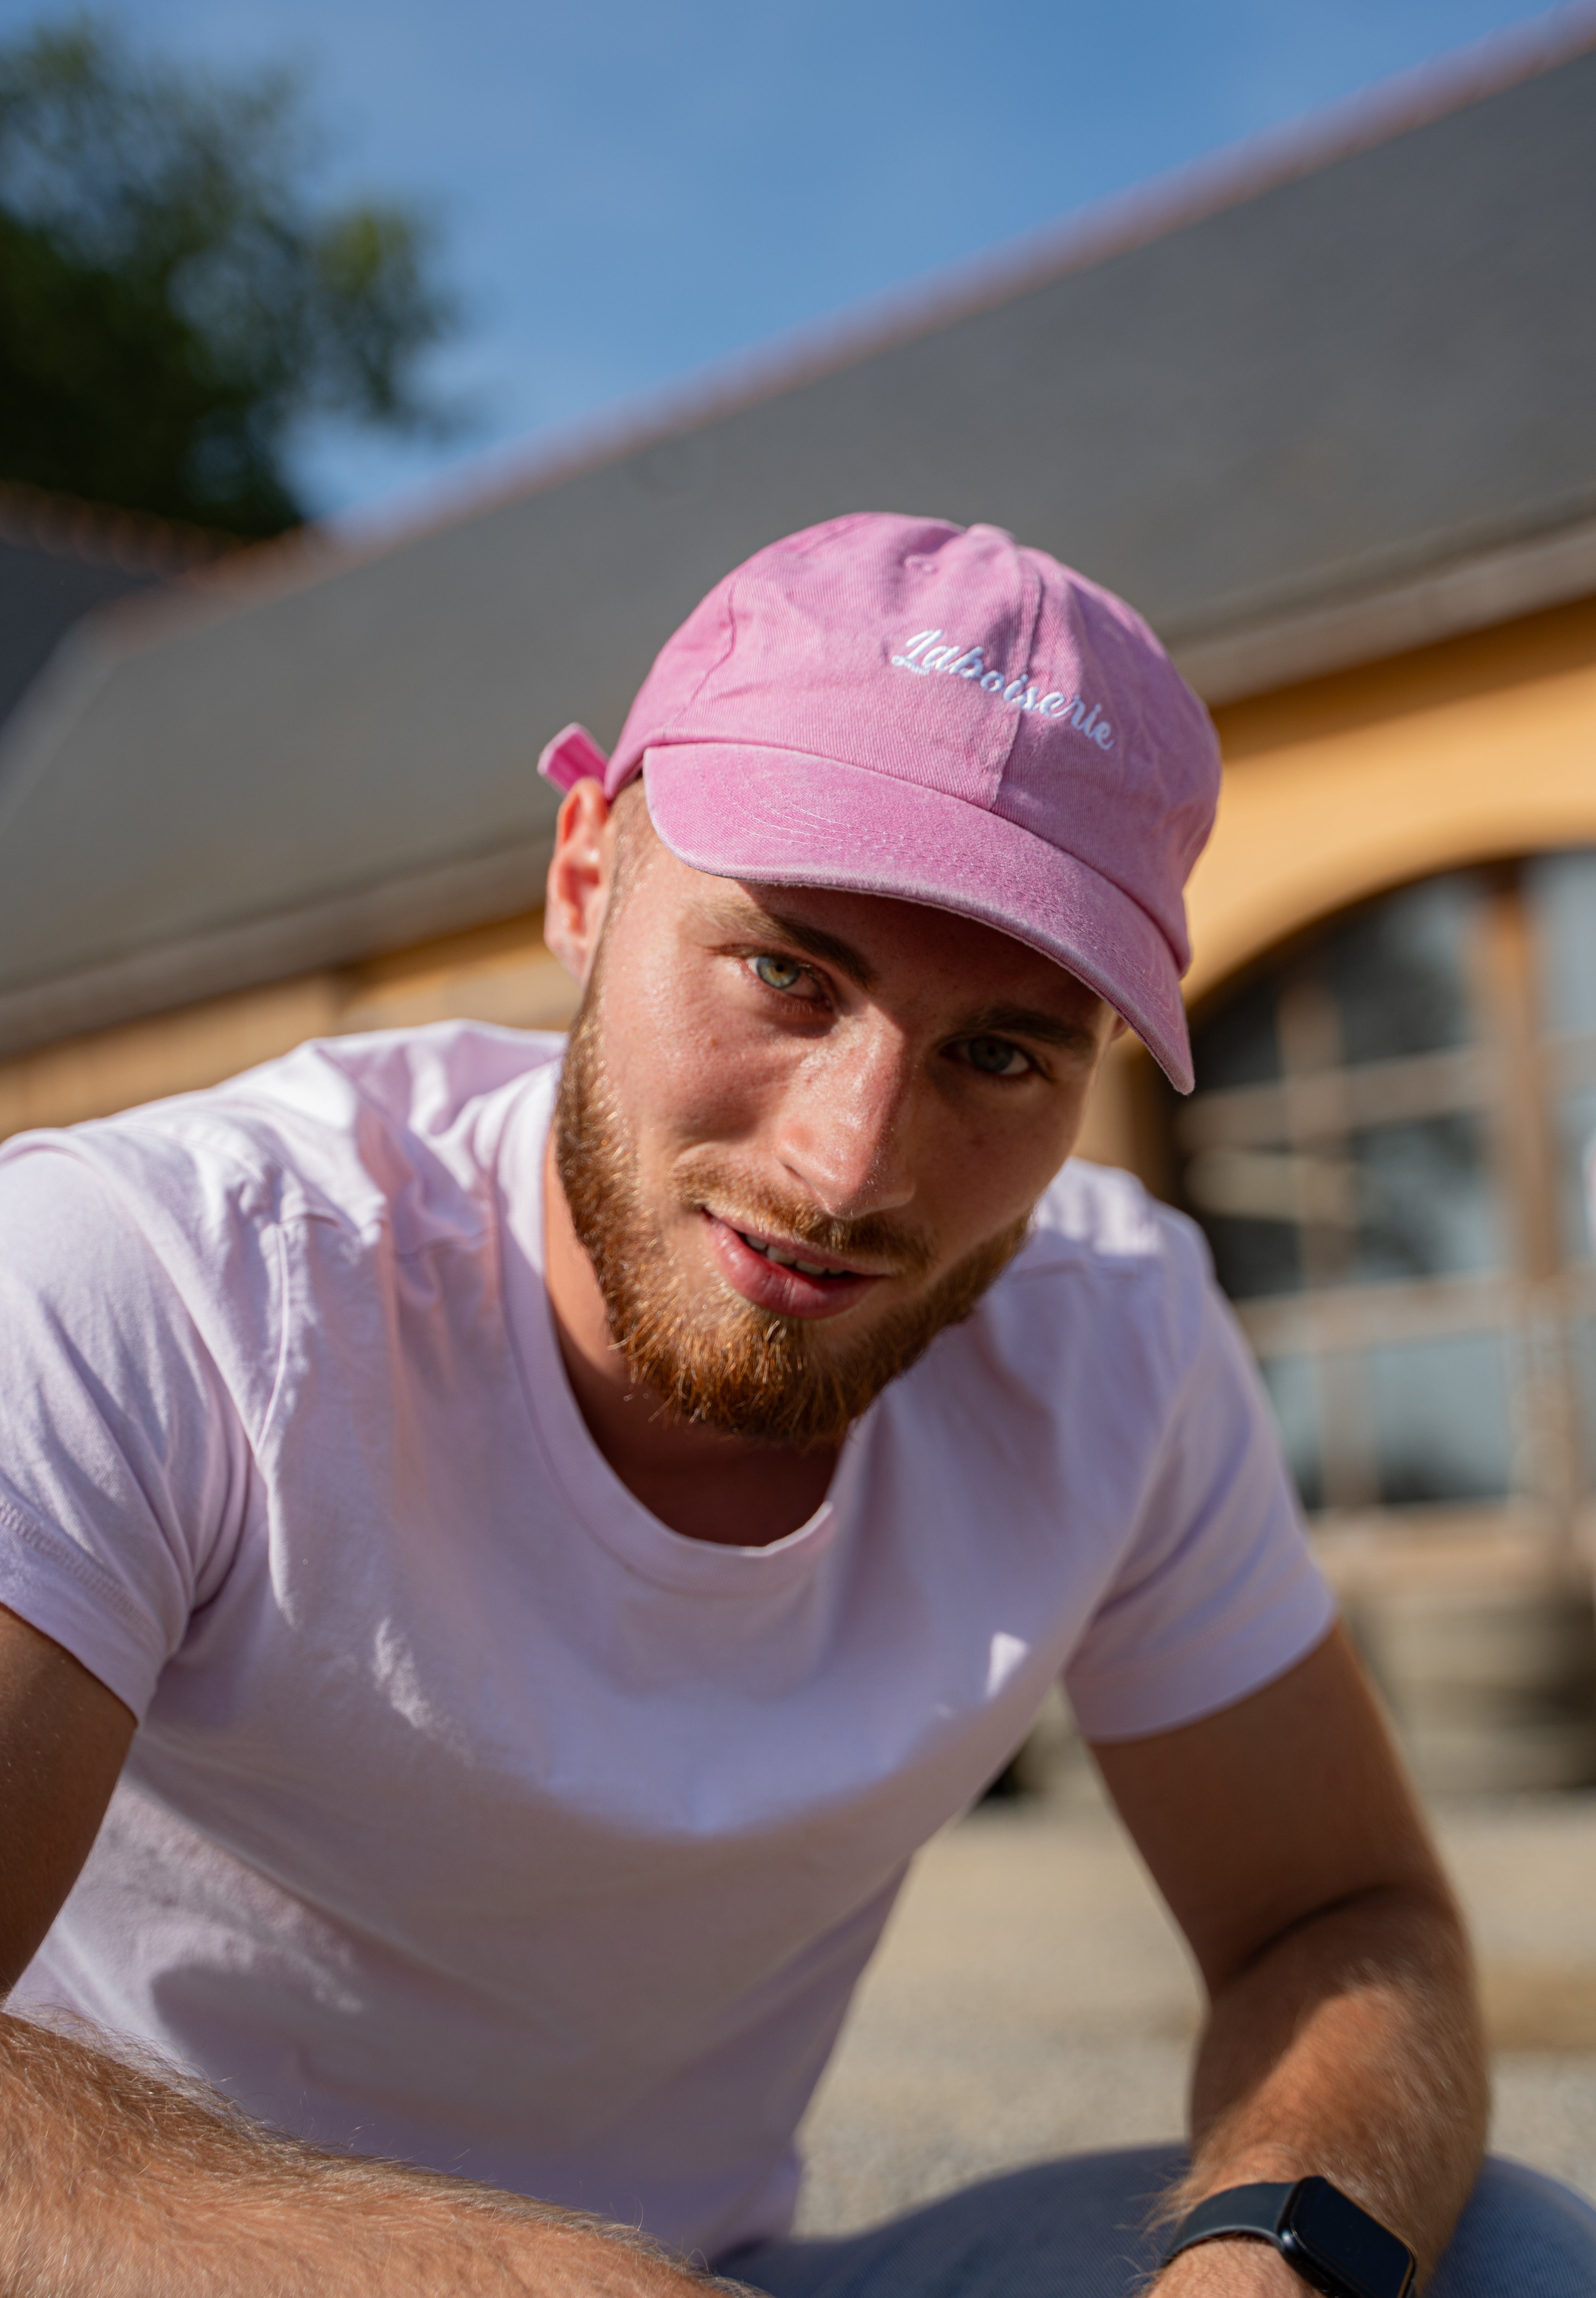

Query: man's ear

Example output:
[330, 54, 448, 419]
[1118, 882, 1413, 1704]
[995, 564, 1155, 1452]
[543, 779, 616, 986]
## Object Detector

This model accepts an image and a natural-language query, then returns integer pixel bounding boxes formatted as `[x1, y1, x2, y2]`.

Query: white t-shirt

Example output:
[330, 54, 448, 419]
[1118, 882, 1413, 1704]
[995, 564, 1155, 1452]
[0, 1025, 1332, 2259]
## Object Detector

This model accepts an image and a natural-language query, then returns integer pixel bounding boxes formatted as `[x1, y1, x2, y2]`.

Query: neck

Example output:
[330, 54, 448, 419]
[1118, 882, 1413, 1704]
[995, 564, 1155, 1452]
[540, 1133, 839, 1546]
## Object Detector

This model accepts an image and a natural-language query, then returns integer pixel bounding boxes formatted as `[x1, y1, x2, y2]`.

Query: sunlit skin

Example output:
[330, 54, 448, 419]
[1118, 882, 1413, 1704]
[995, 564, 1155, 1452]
[542, 778, 1119, 1547]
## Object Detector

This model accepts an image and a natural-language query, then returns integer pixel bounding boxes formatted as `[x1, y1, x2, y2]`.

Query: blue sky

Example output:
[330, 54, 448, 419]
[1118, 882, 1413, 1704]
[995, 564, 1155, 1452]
[0, 0, 1574, 522]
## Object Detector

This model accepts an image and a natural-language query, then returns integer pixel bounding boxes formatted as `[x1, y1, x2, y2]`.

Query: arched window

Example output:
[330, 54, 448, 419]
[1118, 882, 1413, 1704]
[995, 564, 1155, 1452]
[1177, 851, 1596, 1525]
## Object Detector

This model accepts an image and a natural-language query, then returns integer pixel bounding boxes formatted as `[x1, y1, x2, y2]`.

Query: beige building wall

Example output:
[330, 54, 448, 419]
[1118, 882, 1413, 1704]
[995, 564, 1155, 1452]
[1190, 592, 1596, 997]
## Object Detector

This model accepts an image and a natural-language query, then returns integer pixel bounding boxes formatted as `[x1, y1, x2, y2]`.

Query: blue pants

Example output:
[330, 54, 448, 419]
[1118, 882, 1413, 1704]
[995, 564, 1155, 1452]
[725, 2150, 1596, 2297]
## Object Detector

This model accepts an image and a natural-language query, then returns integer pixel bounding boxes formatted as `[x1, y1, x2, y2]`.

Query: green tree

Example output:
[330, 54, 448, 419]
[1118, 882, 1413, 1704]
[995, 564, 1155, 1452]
[0, 17, 459, 535]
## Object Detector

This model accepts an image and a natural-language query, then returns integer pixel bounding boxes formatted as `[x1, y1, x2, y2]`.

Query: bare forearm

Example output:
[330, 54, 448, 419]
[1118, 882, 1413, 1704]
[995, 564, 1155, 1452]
[1159, 1885, 1488, 2292]
[0, 2012, 737, 2298]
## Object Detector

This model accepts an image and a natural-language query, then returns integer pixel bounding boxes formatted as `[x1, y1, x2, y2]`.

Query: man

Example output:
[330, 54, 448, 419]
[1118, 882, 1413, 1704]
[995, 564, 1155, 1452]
[0, 512, 1589, 2296]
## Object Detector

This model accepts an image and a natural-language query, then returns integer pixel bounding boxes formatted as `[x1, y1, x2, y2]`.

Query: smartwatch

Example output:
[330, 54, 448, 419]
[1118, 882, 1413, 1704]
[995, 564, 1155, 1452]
[1162, 2177, 1416, 2298]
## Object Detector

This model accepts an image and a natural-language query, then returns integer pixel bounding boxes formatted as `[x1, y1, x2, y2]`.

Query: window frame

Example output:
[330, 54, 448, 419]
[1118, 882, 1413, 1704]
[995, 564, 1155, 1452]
[1175, 856, 1596, 1531]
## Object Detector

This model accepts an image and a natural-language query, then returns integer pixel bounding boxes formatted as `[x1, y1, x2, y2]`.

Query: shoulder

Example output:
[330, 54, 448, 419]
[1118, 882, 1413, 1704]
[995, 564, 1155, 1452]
[0, 1025, 565, 1404]
[2, 1023, 565, 1251]
[943, 1160, 1219, 1423]
[241, 1021, 566, 1151]
[1027, 1157, 1202, 1263]
[1013, 1158, 1213, 1324]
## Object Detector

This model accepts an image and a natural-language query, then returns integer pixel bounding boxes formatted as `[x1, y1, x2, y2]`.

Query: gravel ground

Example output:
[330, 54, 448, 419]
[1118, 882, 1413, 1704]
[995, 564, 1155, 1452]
[792, 1776, 1596, 2236]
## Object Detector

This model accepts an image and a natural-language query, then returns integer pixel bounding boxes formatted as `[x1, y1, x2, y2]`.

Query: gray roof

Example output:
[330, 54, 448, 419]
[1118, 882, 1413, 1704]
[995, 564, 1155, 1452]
[0, 488, 190, 732]
[0, 535, 154, 731]
[0, 488, 235, 731]
[2, 17, 1595, 1057]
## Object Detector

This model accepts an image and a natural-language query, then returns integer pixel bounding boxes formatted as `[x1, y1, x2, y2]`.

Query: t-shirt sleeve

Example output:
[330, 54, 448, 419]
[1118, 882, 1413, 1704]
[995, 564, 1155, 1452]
[1063, 1266, 1336, 1742]
[0, 1141, 259, 1718]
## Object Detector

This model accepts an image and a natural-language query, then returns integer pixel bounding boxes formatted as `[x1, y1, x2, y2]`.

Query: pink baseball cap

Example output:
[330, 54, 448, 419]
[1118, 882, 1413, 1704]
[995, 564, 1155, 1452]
[539, 512, 1220, 1092]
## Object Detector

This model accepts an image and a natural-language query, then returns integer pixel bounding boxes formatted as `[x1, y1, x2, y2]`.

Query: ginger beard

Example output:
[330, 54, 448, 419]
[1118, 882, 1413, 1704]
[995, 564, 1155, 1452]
[553, 949, 1033, 1451]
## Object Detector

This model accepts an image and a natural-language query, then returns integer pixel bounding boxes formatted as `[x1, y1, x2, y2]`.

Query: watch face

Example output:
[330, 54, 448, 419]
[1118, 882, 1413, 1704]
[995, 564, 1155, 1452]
[1282, 2178, 1414, 2298]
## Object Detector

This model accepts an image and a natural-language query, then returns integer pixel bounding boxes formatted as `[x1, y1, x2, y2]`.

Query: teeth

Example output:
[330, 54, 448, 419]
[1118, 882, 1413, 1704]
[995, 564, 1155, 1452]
[738, 1231, 847, 1279]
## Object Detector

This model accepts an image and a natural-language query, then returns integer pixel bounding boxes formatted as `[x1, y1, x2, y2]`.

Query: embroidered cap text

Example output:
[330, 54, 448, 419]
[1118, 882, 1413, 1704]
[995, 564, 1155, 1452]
[889, 630, 1116, 750]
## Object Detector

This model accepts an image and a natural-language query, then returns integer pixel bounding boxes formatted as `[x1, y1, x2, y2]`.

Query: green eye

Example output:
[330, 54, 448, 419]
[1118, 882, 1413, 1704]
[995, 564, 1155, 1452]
[752, 954, 805, 992]
[965, 1035, 1027, 1077]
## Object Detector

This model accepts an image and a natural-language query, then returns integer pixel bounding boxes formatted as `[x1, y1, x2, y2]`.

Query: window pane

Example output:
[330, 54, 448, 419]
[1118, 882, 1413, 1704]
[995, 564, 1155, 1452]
[1257, 1353, 1322, 1510]
[1527, 848, 1596, 1040]
[1323, 874, 1479, 1067]
[1369, 1332, 1512, 1504]
[1349, 1114, 1503, 1282]
[1191, 969, 1281, 1091]
[1202, 1212, 1303, 1300]
[1555, 1088, 1596, 1266]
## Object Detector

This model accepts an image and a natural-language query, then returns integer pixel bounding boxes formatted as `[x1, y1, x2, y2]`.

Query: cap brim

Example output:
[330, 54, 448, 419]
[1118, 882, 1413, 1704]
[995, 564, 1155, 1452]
[642, 744, 1195, 1094]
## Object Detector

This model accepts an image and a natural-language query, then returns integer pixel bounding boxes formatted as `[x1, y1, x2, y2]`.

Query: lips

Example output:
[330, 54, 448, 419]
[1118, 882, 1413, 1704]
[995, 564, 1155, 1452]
[703, 1212, 884, 1322]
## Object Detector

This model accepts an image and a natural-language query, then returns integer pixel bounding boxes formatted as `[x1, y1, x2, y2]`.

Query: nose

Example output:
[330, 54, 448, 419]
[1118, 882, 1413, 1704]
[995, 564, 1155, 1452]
[774, 1018, 918, 1221]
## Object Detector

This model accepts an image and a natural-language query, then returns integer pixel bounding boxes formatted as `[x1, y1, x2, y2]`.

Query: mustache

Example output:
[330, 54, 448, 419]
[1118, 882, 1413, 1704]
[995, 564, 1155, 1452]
[678, 1159, 938, 1280]
[554, 1003, 1033, 1448]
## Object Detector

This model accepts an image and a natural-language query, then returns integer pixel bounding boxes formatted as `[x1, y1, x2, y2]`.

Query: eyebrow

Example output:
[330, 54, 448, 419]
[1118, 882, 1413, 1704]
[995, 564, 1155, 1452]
[700, 898, 879, 990]
[960, 1003, 1103, 1056]
[703, 899, 1102, 1054]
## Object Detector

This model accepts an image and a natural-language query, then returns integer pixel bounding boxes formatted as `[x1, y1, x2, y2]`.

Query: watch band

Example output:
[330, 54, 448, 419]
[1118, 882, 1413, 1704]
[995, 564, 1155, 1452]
[1165, 2179, 1296, 2253]
[1163, 2176, 1416, 2298]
